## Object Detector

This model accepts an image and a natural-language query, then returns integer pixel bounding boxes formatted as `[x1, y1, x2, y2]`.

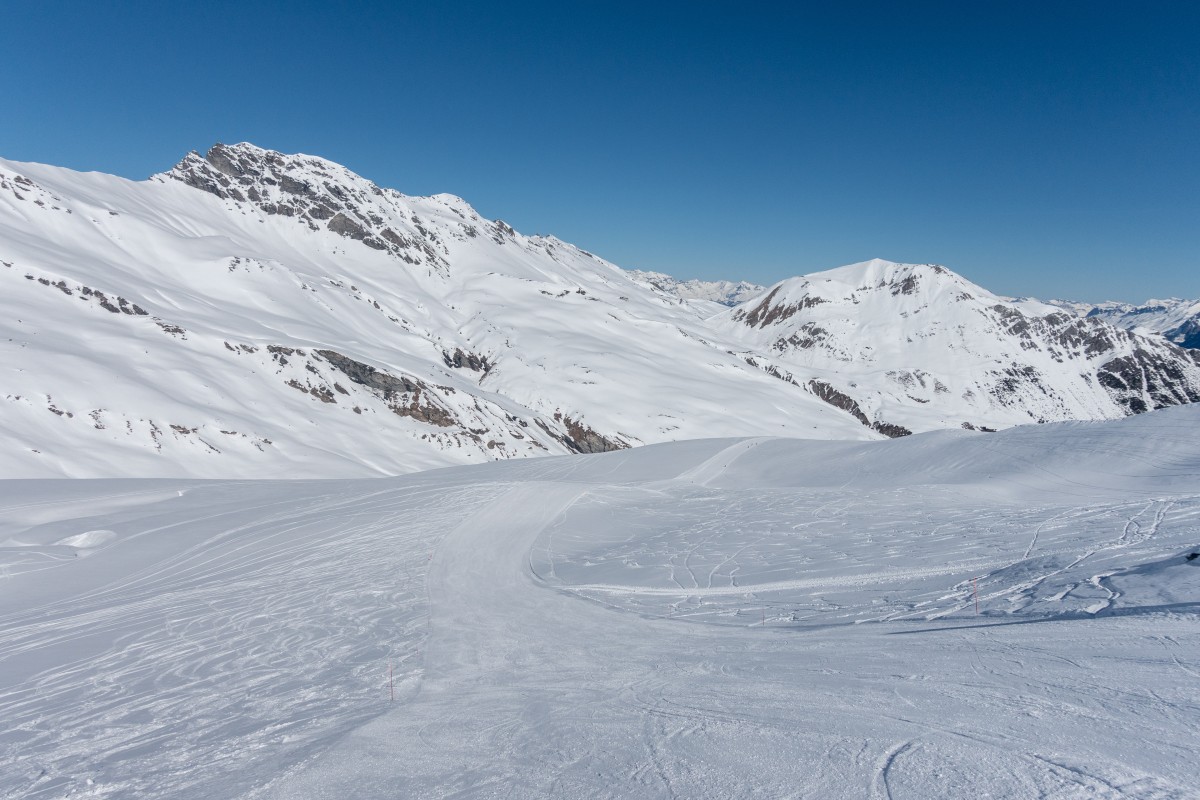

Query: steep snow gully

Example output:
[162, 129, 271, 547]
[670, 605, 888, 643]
[3, 409, 1200, 798]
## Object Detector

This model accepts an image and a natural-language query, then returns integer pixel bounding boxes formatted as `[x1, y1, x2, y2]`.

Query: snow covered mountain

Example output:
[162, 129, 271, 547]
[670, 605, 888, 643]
[1045, 297, 1200, 349]
[627, 269, 764, 308]
[2, 143, 1198, 478]
[720, 259, 1200, 436]
[0, 143, 867, 478]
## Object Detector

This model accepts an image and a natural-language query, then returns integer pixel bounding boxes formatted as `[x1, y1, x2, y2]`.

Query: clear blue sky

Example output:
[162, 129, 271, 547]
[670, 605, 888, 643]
[2, 1, 1196, 301]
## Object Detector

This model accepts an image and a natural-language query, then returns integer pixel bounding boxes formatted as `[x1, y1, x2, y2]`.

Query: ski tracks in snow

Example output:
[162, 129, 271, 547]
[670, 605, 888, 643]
[5, 432, 1200, 798]
[0, 480, 502, 799]
[672, 437, 768, 487]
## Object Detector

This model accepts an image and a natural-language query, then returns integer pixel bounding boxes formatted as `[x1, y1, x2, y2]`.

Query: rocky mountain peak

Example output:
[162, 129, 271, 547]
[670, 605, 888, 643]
[169, 142, 366, 201]
[164, 143, 458, 270]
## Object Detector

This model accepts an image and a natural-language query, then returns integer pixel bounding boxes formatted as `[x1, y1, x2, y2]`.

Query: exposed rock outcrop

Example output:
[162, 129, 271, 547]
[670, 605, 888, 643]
[808, 380, 912, 438]
[168, 143, 447, 268]
[315, 349, 456, 427]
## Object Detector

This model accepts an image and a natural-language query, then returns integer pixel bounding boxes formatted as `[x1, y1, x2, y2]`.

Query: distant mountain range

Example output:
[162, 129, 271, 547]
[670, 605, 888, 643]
[1042, 298, 1200, 349]
[635, 275, 1200, 352]
[626, 270, 764, 309]
[2, 142, 1198, 478]
[634, 272, 1200, 352]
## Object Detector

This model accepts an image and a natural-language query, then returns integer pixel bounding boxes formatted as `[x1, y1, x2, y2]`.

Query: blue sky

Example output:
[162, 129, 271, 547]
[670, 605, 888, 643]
[2, 1, 1196, 301]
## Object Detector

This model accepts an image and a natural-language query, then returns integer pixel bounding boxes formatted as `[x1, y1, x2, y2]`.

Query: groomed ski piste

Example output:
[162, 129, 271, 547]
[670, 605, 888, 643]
[2, 406, 1199, 798]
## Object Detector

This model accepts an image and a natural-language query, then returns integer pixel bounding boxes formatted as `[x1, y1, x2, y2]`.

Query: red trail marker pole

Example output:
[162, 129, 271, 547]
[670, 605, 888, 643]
[973, 577, 980, 615]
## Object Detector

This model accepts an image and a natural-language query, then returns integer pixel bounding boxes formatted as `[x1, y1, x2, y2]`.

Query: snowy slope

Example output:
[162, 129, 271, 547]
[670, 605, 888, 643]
[2, 407, 1199, 797]
[1046, 297, 1200, 349]
[719, 259, 1200, 435]
[0, 145, 866, 478]
[2, 145, 1198, 479]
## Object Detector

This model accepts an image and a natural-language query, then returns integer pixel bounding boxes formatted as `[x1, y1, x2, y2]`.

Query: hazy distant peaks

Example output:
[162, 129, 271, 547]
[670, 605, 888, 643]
[627, 270, 765, 307]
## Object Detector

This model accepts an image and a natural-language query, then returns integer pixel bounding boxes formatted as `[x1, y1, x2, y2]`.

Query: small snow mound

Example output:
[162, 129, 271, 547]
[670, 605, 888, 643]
[55, 530, 117, 549]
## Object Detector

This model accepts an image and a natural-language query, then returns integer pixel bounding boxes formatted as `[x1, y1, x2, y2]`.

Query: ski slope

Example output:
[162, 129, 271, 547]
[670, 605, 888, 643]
[2, 408, 1200, 797]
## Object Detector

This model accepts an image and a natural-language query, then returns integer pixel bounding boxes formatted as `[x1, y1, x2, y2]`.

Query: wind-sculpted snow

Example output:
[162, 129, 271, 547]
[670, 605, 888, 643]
[2, 408, 1199, 797]
[3, 146, 1198, 479]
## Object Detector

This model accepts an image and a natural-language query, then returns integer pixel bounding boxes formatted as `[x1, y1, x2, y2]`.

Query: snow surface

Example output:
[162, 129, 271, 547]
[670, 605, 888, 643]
[3, 406, 1199, 798]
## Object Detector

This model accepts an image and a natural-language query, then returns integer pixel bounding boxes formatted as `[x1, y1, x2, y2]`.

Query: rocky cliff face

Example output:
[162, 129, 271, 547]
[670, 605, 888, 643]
[170, 143, 479, 271]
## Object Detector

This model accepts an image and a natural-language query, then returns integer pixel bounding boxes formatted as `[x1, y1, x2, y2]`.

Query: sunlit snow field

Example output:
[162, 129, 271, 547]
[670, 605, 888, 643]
[2, 407, 1199, 798]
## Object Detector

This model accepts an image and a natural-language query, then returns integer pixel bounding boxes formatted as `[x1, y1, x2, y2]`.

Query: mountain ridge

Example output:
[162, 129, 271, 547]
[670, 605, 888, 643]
[2, 142, 1198, 478]
[1043, 297, 1200, 349]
